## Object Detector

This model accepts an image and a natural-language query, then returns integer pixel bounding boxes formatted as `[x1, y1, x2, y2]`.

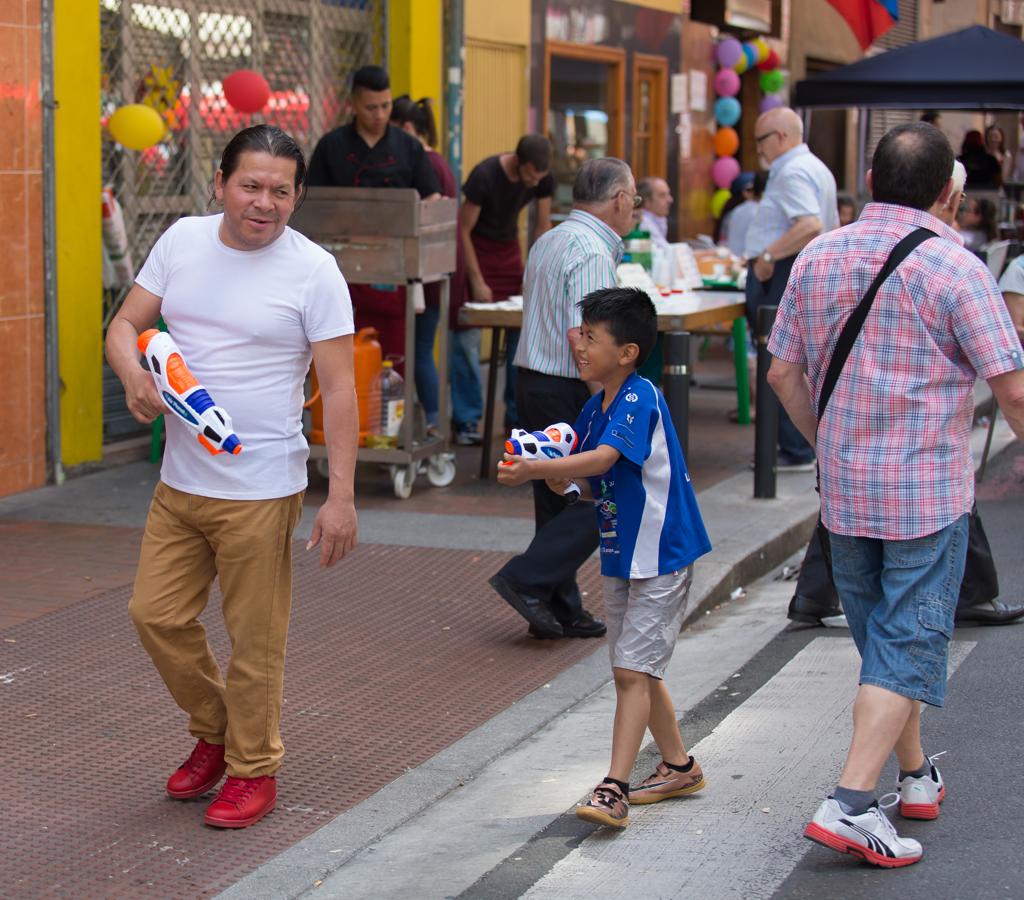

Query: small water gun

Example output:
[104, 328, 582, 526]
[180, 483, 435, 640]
[137, 328, 242, 457]
[503, 422, 581, 503]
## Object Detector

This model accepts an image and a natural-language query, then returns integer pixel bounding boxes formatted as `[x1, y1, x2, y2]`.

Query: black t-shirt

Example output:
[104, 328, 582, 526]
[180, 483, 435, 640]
[461, 155, 554, 242]
[306, 123, 441, 197]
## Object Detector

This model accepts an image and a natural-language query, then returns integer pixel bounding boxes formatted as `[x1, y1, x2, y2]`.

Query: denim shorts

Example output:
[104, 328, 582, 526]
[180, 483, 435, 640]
[829, 515, 969, 707]
[603, 568, 691, 679]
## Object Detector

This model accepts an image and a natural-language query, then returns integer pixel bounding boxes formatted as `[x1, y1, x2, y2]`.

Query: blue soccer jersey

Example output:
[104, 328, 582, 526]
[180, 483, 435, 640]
[573, 373, 711, 579]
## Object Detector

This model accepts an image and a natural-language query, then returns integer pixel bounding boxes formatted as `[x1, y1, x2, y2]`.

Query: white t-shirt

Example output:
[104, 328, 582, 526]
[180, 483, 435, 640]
[999, 256, 1024, 295]
[136, 213, 353, 500]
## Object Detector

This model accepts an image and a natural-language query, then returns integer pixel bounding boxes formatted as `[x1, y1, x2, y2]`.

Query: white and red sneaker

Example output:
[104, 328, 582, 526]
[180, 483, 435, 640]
[898, 753, 946, 820]
[804, 796, 923, 868]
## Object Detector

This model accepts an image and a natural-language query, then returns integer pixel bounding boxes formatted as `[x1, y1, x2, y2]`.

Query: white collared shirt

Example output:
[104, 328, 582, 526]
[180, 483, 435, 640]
[744, 143, 838, 259]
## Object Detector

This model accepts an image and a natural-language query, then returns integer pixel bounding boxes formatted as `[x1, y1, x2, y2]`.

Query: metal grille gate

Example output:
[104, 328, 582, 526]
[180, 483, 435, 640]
[99, 0, 385, 439]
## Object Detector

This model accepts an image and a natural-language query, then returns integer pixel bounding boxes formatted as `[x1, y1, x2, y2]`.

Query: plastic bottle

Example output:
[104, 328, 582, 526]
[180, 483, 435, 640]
[352, 328, 383, 446]
[367, 360, 405, 449]
[624, 227, 653, 273]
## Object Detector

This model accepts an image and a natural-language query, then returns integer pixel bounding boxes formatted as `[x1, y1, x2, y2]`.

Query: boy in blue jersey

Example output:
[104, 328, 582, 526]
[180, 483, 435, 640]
[497, 287, 712, 828]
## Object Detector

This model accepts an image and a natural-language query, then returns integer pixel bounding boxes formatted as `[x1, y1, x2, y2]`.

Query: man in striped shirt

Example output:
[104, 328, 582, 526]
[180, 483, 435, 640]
[488, 158, 640, 640]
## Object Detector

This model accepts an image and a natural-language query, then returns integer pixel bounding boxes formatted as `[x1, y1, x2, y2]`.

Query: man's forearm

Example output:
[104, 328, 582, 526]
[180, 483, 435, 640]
[460, 227, 484, 286]
[766, 216, 822, 261]
[989, 370, 1024, 441]
[767, 369, 818, 447]
[105, 317, 144, 386]
[321, 386, 359, 499]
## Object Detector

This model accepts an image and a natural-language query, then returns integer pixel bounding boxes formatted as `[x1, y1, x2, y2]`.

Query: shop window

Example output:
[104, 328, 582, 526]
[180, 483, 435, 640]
[545, 41, 625, 219]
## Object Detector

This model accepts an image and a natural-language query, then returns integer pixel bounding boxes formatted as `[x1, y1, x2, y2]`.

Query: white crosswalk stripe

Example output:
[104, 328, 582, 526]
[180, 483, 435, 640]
[522, 638, 974, 900]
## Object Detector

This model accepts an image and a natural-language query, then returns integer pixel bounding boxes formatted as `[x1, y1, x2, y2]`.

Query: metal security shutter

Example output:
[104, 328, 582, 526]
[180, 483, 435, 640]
[866, 0, 919, 162]
[99, 0, 386, 441]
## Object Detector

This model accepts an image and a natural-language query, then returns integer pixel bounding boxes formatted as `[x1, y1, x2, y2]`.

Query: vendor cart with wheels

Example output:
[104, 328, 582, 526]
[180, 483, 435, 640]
[290, 187, 457, 499]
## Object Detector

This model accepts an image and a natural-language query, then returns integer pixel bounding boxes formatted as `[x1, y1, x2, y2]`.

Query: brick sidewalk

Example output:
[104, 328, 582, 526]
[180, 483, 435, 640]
[0, 346, 753, 896]
[1, 542, 607, 897]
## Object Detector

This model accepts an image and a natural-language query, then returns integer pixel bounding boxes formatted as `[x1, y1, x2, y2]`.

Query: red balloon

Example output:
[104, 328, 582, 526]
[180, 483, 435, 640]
[756, 50, 780, 72]
[223, 70, 270, 114]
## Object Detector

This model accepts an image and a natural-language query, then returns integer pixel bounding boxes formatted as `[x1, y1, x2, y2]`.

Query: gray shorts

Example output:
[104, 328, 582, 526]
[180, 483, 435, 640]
[603, 567, 692, 679]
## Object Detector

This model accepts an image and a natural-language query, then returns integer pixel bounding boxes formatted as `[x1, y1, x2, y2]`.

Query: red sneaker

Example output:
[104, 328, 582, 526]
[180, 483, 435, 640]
[204, 775, 277, 828]
[166, 739, 227, 799]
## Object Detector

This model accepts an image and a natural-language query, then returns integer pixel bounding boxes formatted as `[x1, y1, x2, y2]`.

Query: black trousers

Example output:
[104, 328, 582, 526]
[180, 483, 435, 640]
[496, 367, 599, 622]
[745, 255, 815, 464]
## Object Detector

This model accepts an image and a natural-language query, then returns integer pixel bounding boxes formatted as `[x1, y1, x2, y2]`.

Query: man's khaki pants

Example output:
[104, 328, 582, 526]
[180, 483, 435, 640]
[130, 482, 304, 779]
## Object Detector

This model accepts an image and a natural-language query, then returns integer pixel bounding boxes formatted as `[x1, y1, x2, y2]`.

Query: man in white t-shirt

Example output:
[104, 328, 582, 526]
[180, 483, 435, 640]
[105, 125, 358, 829]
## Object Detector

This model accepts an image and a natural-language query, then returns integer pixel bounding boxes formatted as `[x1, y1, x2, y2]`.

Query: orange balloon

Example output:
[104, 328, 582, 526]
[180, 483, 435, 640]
[714, 127, 740, 157]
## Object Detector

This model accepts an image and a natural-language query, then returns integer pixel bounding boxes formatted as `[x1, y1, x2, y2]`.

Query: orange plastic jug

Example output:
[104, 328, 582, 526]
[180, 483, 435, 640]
[354, 327, 383, 446]
[304, 327, 382, 447]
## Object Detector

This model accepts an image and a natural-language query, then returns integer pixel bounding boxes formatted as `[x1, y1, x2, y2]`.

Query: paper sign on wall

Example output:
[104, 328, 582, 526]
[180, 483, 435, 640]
[677, 112, 693, 159]
[670, 73, 688, 114]
[689, 70, 707, 112]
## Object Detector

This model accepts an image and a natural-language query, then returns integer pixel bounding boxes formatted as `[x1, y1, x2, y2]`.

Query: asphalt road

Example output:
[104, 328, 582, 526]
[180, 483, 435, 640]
[454, 442, 1024, 900]
[776, 441, 1024, 899]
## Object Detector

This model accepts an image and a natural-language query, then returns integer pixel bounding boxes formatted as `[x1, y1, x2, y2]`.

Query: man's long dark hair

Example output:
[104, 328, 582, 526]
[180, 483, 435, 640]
[218, 124, 307, 191]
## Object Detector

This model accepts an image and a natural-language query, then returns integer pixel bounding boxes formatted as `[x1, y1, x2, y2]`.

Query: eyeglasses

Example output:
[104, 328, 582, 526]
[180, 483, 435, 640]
[754, 130, 780, 145]
[617, 190, 643, 209]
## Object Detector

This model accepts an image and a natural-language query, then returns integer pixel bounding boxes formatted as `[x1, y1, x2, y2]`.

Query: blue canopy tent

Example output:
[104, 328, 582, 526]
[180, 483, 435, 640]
[794, 26, 1024, 111]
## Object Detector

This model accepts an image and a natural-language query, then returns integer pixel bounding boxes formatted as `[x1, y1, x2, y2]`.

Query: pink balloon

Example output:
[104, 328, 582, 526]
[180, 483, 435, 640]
[714, 68, 741, 98]
[759, 94, 784, 113]
[712, 156, 741, 190]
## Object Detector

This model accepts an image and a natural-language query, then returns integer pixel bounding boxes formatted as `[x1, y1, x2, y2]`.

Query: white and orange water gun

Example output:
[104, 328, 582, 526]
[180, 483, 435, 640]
[503, 422, 581, 503]
[137, 328, 242, 457]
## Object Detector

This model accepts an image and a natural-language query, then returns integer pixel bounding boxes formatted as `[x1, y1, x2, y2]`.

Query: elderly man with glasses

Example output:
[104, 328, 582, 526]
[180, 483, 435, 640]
[487, 157, 641, 641]
[745, 105, 838, 472]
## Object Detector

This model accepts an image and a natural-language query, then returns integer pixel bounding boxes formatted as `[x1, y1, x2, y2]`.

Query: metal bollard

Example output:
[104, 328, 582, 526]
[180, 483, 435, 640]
[754, 306, 779, 498]
[662, 331, 691, 461]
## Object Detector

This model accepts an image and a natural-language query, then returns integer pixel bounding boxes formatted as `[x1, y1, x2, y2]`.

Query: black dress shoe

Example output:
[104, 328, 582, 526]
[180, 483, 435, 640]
[786, 593, 842, 627]
[955, 598, 1024, 626]
[560, 611, 607, 638]
[528, 611, 607, 639]
[488, 574, 563, 638]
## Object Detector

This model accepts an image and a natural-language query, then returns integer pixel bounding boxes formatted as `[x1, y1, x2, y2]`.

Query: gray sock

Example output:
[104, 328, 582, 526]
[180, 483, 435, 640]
[899, 761, 931, 781]
[833, 786, 875, 815]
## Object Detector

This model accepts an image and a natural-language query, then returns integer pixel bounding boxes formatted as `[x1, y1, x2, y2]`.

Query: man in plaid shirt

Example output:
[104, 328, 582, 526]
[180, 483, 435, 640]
[768, 123, 1024, 867]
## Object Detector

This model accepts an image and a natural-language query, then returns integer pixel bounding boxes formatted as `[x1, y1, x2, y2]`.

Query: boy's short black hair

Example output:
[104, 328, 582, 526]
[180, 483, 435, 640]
[578, 287, 658, 368]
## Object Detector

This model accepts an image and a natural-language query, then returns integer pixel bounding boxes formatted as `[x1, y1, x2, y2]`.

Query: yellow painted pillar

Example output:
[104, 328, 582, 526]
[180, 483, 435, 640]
[53, 3, 103, 466]
[388, 0, 444, 127]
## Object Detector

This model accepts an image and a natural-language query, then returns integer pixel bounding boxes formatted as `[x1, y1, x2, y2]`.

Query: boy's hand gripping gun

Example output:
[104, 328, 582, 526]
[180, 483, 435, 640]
[503, 422, 581, 503]
[137, 329, 243, 457]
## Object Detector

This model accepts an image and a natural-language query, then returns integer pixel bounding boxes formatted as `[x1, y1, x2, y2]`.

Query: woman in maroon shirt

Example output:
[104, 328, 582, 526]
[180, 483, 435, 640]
[391, 96, 465, 436]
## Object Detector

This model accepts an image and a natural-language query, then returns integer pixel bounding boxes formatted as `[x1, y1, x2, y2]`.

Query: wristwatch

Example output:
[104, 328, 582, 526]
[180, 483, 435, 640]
[760, 251, 774, 264]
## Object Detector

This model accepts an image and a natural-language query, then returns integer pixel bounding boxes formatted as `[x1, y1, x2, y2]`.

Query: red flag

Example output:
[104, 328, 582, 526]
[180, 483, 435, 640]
[826, 0, 899, 50]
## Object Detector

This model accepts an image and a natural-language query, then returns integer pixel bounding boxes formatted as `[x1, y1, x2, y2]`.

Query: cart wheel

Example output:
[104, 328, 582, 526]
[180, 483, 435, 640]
[426, 453, 456, 488]
[392, 464, 416, 500]
[315, 458, 330, 479]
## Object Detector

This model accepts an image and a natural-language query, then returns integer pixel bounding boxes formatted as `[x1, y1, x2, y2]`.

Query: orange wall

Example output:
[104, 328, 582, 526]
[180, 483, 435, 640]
[0, 0, 46, 496]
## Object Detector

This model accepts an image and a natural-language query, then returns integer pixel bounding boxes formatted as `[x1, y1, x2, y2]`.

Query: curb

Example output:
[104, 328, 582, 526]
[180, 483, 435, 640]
[217, 467, 821, 899]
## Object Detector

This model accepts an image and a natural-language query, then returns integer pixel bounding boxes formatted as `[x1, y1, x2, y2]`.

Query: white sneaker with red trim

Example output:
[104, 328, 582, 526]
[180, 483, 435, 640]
[898, 752, 946, 820]
[804, 795, 923, 868]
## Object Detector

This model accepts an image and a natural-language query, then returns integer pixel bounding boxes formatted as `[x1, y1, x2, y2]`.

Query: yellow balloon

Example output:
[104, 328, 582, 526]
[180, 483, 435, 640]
[710, 188, 732, 218]
[753, 37, 770, 64]
[108, 104, 166, 150]
[734, 53, 749, 75]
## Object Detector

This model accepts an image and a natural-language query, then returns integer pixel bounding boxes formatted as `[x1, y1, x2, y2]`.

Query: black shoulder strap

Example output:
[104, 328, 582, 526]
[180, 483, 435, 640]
[817, 227, 936, 420]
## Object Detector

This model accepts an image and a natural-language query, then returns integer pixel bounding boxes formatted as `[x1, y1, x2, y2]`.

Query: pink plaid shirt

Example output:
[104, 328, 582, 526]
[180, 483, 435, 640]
[769, 202, 1024, 540]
